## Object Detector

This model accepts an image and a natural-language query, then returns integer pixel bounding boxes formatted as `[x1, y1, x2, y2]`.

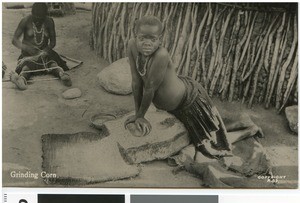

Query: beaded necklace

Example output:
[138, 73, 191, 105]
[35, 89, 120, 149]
[32, 22, 45, 46]
[136, 53, 150, 77]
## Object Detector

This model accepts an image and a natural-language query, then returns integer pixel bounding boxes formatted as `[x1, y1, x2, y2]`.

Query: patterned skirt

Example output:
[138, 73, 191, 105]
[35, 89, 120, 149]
[168, 76, 230, 151]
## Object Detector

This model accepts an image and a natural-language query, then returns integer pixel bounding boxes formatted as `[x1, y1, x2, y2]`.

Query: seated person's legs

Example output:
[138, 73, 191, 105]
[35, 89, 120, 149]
[9, 65, 31, 90]
[19, 66, 32, 81]
[49, 63, 72, 87]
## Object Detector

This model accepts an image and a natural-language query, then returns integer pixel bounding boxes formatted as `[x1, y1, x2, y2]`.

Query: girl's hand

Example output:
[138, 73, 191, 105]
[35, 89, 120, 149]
[124, 115, 137, 129]
[135, 117, 152, 136]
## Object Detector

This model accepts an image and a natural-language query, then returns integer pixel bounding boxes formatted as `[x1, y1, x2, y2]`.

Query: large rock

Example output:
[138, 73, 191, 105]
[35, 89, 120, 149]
[98, 58, 132, 95]
[103, 106, 190, 164]
[285, 105, 298, 133]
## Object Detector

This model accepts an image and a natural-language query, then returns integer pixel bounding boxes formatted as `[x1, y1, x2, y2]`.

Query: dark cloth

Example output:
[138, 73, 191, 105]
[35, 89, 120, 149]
[15, 49, 68, 75]
[168, 76, 230, 150]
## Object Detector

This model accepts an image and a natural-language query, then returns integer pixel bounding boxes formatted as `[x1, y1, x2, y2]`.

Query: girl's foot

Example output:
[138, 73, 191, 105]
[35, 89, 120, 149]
[197, 139, 233, 159]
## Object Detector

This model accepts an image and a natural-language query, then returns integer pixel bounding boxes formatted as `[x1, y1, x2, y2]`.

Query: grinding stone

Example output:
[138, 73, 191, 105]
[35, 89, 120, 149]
[62, 88, 82, 99]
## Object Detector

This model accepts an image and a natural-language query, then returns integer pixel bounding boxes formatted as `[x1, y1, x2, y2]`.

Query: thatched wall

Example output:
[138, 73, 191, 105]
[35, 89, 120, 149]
[90, 3, 298, 110]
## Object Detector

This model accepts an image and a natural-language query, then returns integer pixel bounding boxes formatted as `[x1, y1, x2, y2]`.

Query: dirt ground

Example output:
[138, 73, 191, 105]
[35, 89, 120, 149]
[2, 7, 298, 188]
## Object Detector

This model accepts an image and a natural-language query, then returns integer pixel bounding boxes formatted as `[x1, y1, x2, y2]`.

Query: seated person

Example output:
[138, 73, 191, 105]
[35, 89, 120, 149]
[10, 2, 72, 90]
[124, 16, 232, 159]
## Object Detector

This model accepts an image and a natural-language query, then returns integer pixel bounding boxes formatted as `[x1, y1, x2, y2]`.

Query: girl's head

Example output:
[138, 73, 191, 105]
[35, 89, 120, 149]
[135, 16, 163, 56]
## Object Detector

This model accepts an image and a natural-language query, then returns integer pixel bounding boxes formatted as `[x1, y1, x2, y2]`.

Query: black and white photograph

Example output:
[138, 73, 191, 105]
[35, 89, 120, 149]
[2, 2, 298, 188]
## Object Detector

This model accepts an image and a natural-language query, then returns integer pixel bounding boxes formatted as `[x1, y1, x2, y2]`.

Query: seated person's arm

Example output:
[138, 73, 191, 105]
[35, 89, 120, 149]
[44, 18, 56, 52]
[12, 18, 38, 55]
[136, 50, 169, 119]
